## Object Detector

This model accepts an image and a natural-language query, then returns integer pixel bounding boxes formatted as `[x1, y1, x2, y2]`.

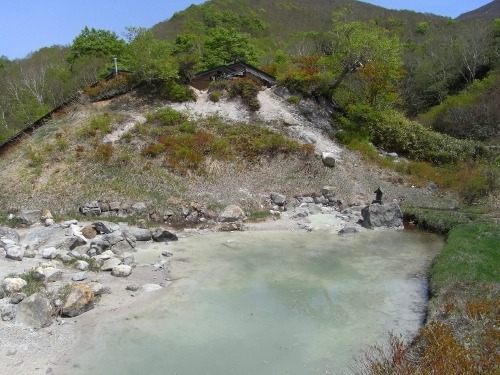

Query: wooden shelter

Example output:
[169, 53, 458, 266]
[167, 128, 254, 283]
[190, 61, 276, 90]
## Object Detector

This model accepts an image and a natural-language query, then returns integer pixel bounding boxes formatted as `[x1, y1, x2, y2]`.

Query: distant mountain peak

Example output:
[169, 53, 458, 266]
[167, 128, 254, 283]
[457, 0, 500, 21]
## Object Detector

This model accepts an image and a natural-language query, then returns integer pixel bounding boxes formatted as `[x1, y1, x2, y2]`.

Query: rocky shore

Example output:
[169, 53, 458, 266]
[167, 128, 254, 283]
[0, 194, 405, 374]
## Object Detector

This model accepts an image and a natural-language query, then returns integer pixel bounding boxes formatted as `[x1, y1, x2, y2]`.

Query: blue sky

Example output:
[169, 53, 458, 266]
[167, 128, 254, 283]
[0, 0, 493, 59]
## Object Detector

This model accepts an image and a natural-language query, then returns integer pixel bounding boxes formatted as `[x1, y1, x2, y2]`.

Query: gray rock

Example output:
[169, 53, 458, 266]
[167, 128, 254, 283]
[109, 201, 121, 211]
[126, 228, 152, 241]
[270, 192, 287, 206]
[321, 152, 336, 168]
[44, 218, 55, 227]
[60, 220, 78, 228]
[79, 202, 101, 216]
[24, 247, 36, 258]
[71, 272, 88, 282]
[0, 226, 20, 243]
[74, 260, 89, 271]
[94, 221, 119, 234]
[0, 303, 16, 321]
[218, 222, 244, 232]
[361, 203, 403, 229]
[300, 197, 315, 204]
[219, 205, 245, 223]
[338, 227, 360, 235]
[2, 278, 27, 294]
[111, 265, 132, 277]
[321, 186, 336, 198]
[14, 209, 42, 225]
[35, 267, 62, 282]
[0, 286, 4, 299]
[40, 247, 58, 259]
[17, 293, 53, 328]
[5, 245, 24, 261]
[152, 229, 178, 242]
[122, 231, 136, 249]
[161, 250, 173, 257]
[9, 292, 26, 304]
[94, 250, 115, 261]
[101, 258, 121, 271]
[67, 236, 87, 250]
[291, 208, 309, 219]
[62, 284, 95, 317]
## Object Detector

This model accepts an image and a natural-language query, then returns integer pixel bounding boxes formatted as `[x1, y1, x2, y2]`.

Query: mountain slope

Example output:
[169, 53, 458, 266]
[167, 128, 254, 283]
[152, 0, 446, 42]
[457, 0, 500, 21]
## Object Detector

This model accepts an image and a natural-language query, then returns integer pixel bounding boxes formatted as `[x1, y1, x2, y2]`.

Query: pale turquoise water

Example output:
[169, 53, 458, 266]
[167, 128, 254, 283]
[67, 230, 442, 375]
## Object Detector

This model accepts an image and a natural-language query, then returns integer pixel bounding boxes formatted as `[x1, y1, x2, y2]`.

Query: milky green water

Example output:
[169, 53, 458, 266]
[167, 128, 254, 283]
[68, 230, 442, 375]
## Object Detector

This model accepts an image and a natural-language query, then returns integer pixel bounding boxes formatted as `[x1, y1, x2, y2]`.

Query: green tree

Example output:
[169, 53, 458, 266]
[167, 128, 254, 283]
[69, 27, 125, 65]
[123, 28, 178, 82]
[202, 28, 258, 69]
[323, 20, 404, 108]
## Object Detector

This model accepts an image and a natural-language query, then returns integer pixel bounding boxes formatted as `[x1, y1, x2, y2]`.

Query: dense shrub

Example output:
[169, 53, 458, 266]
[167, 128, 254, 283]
[78, 113, 113, 138]
[162, 81, 196, 102]
[146, 107, 187, 127]
[208, 78, 261, 111]
[342, 104, 483, 164]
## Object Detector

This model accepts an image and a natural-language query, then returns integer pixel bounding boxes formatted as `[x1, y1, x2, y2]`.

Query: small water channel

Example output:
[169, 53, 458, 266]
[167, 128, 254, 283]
[68, 230, 443, 375]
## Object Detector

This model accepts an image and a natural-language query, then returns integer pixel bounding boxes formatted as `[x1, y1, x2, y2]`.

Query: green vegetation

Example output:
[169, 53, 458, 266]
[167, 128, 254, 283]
[208, 78, 261, 111]
[140, 109, 307, 174]
[78, 113, 113, 138]
[20, 270, 46, 296]
[429, 222, 500, 293]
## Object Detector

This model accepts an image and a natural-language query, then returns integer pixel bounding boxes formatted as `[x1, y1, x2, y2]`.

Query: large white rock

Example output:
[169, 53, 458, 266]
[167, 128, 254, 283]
[111, 265, 132, 277]
[34, 267, 63, 282]
[101, 258, 121, 271]
[40, 247, 58, 259]
[74, 260, 89, 271]
[5, 245, 24, 261]
[2, 278, 27, 294]
[141, 284, 162, 293]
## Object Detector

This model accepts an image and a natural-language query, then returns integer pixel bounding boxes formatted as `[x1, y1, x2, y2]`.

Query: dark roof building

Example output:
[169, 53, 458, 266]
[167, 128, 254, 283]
[190, 61, 276, 90]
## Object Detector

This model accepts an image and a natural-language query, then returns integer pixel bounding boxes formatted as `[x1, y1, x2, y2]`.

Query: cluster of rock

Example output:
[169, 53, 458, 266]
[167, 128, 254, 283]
[0, 221, 178, 328]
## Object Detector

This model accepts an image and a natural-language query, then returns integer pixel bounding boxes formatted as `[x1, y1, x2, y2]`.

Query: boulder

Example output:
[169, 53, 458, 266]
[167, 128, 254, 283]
[44, 218, 55, 227]
[131, 202, 147, 213]
[14, 209, 42, 225]
[152, 229, 178, 242]
[62, 284, 95, 317]
[101, 258, 121, 271]
[219, 205, 245, 222]
[89, 282, 110, 296]
[94, 250, 115, 261]
[81, 225, 97, 239]
[321, 152, 336, 168]
[270, 193, 287, 206]
[16, 293, 53, 328]
[126, 228, 152, 241]
[111, 265, 132, 277]
[361, 203, 403, 229]
[67, 236, 87, 250]
[126, 284, 140, 292]
[5, 245, 24, 261]
[0, 226, 20, 243]
[2, 278, 27, 294]
[40, 247, 58, 259]
[94, 221, 119, 234]
[35, 267, 62, 282]
[218, 222, 244, 232]
[24, 248, 36, 258]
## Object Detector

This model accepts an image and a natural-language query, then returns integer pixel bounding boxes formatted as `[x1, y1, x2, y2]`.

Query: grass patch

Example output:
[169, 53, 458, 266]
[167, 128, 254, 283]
[402, 206, 475, 234]
[429, 222, 500, 293]
[78, 113, 113, 138]
[20, 270, 46, 296]
[247, 210, 273, 222]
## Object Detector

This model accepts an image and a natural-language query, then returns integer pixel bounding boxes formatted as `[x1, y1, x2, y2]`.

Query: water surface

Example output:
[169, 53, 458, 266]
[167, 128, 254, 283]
[68, 230, 442, 375]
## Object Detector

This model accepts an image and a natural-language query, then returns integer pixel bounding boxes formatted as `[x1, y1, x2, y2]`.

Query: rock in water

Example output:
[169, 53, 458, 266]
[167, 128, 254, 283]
[270, 193, 287, 206]
[152, 229, 178, 242]
[219, 205, 245, 222]
[361, 203, 403, 229]
[62, 284, 95, 317]
[126, 228, 152, 241]
[16, 293, 53, 328]
[321, 152, 336, 168]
